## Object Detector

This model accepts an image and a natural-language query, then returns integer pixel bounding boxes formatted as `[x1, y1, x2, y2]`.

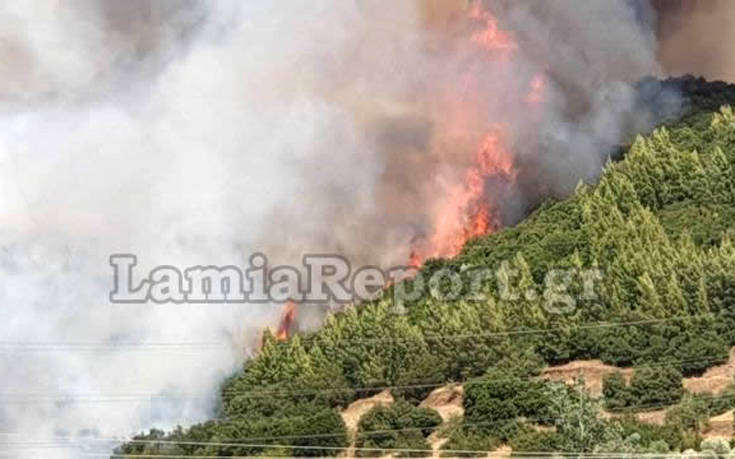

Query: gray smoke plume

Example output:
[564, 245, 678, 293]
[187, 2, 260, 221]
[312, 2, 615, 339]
[0, 1, 706, 457]
[655, 0, 735, 82]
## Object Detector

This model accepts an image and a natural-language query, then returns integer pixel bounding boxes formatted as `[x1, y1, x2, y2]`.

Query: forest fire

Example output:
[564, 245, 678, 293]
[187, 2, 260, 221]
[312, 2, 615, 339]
[411, 128, 516, 266]
[275, 300, 297, 340]
[409, 4, 521, 267]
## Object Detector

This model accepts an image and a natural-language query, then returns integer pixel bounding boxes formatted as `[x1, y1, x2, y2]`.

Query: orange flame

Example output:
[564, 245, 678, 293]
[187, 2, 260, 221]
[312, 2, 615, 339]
[409, 4, 519, 267]
[469, 2, 516, 55]
[409, 249, 423, 269]
[419, 128, 515, 263]
[275, 300, 297, 341]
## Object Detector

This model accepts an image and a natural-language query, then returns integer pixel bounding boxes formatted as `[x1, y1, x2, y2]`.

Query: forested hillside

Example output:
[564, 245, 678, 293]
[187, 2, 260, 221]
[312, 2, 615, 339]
[115, 77, 735, 457]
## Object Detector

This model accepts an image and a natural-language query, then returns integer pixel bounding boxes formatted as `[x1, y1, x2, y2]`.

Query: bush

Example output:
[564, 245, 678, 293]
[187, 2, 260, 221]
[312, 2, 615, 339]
[700, 437, 732, 458]
[612, 416, 683, 452]
[628, 366, 684, 409]
[665, 395, 711, 431]
[603, 372, 632, 411]
[165, 407, 347, 457]
[698, 385, 735, 416]
[439, 426, 501, 458]
[544, 382, 612, 452]
[355, 400, 442, 457]
[463, 367, 551, 437]
[508, 428, 561, 453]
[603, 366, 685, 412]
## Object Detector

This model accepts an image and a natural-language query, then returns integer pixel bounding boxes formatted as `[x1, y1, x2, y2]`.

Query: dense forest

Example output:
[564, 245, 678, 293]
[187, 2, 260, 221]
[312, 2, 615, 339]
[115, 76, 735, 457]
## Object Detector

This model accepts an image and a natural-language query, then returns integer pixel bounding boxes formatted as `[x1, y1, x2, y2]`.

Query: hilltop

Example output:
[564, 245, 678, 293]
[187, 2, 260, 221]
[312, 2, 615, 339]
[116, 76, 735, 457]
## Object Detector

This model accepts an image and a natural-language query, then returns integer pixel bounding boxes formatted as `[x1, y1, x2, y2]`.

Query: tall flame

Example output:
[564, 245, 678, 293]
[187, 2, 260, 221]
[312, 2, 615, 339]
[413, 128, 516, 265]
[410, 4, 522, 267]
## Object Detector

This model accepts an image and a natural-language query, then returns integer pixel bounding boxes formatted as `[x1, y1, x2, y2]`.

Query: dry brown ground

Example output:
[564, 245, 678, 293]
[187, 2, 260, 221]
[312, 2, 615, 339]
[341, 389, 395, 434]
[427, 431, 449, 458]
[420, 384, 464, 422]
[703, 410, 734, 438]
[339, 389, 394, 458]
[685, 347, 735, 394]
[636, 409, 667, 425]
[541, 360, 634, 397]
[337, 347, 735, 457]
[541, 347, 735, 398]
[486, 445, 512, 458]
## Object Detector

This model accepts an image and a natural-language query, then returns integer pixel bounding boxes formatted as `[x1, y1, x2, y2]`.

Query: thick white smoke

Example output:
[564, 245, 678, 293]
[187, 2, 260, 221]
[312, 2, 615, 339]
[0, 1, 690, 457]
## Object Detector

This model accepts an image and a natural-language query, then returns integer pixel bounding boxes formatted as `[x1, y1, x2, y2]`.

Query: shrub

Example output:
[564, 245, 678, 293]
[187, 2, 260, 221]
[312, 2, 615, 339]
[355, 400, 442, 457]
[603, 371, 632, 411]
[665, 395, 711, 431]
[612, 416, 683, 452]
[699, 384, 735, 416]
[700, 437, 732, 458]
[544, 382, 613, 452]
[463, 367, 551, 437]
[628, 366, 684, 409]
[439, 426, 501, 458]
[508, 428, 561, 453]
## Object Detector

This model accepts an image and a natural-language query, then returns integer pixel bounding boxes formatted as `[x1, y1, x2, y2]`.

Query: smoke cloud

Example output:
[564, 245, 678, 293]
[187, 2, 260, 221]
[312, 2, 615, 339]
[655, 0, 735, 82]
[0, 1, 701, 457]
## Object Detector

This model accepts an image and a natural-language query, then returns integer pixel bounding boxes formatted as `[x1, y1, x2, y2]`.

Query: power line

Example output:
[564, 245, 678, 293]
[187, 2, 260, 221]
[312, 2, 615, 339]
[54, 453, 735, 459]
[218, 353, 732, 397]
[293, 313, 727, 345]
[0, 341, 230, 352]
[2, 392, 734, 447]
[4, 425, 735, 458]
[0, 353, 731, 403]
[0, 455, 293, 459]
[0, 436, 497, 456]
[0, 312, 725, 352]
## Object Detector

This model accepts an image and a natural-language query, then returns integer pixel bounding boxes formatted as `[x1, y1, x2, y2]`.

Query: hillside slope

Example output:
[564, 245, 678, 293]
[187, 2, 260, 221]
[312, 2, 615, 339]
[115, 77, 735, 457]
